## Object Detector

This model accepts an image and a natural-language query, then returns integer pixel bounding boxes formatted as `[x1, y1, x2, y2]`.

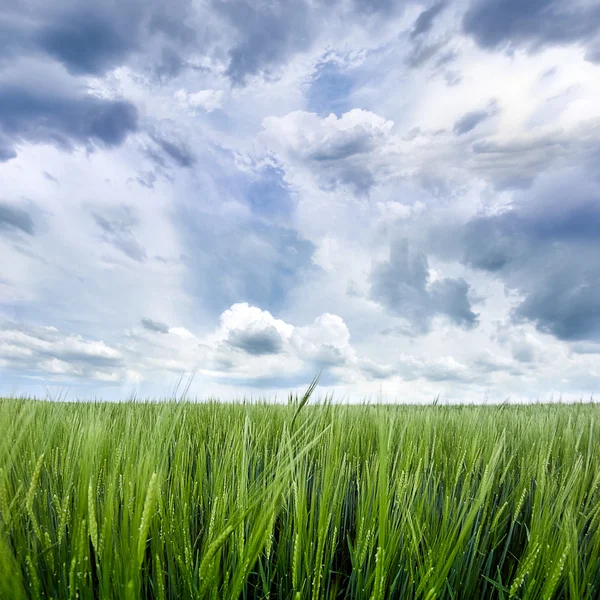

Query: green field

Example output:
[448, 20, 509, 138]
[1, 396, 600, 599]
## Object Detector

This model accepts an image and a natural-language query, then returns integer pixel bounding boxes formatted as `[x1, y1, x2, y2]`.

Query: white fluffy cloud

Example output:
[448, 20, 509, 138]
[202, 304, 357, 382]
[174, 89, 224, 113]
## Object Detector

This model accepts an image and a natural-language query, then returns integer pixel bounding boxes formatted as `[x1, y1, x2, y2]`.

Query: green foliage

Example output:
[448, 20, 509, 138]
[1, 397, 600, 599]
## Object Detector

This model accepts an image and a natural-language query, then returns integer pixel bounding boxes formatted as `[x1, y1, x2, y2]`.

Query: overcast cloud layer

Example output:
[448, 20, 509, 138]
[1, 0, 600, 402]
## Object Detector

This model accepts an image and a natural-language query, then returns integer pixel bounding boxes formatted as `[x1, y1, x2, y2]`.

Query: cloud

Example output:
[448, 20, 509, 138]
[291, 313, 354, 367]
[360, 348, 530, 384]
[463, 0, 600, 61]
[149, 132, 196, 168]
[360, 354, 475, 383]
[429, 277, 480, 329]
[0, 62, 138, 161]
[493, 325, 545, 364]
[4, 0, 414, 93]
[92, 206, 147, 262]
[0, 201, 35, 235]
[227, 324, 284, 355]
[453, 109, 490, 135]
[513, 269, 600, 342]
[455, 169, 600, 342]
[413, 119, 600, 191]
[406, 40, 447, 68]
[472, 350, 522, 375]
[260, 109, 395, 195]
[571, 342, 600, 355]
[3, 0, 600, 403]
[217, 304, 291, 355]
[37, 12, 137, 76]
[194, 303, 356, 382]
[174, 89, 223, 113]
[369, 238, 479, 333]
[154, 47, 188, 81]
[453, 100, 499, 135]
[587, 38, 600, 64]
[141, 318, 169, 334]
[352, 0, 398, 15]
[408, 355, 473, 382]
[5, 0, 197, 77]
[360, 358, 398, 380]
[213, 0, 312, 85]
[0, 320, 127, 382]
[1, 305, 355, 390]
[411, 2, 447, 38]
[136, 170, 157, 189]
[212, 0, 406, 85]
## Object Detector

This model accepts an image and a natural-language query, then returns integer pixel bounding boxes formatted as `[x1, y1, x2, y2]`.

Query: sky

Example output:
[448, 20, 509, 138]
[1, 0, 600, 402]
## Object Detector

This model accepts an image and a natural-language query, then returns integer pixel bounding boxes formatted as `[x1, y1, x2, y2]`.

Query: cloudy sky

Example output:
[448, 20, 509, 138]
[1, 0, 600, 402]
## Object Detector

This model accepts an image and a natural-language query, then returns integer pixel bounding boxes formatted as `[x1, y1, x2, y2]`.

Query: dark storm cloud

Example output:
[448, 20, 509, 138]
[141, 318, 170, 334]
[429, 277, 480, 329]
[213, 0, 313, 85]
[455, 173, 600, 342]
[411, 1, 447, 38]
[463, 0, 600, 60]
[4, 0, 414, 93]
[3, 0, 197, 77]
[0, 139, 17, 162]
[214, 0, 410, 85]
[586, 40, 600, 64]
[227, 325, 284, 355]
[369, 238, 479, 333]
[36, 12, 136, 75]
[0, 80, 138, 161]
[0, 201, 35, 235]
[92, 207, 147, 262]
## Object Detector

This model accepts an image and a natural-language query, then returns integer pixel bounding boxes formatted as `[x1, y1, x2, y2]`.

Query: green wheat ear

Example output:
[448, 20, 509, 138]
[290, 369, 322, 429]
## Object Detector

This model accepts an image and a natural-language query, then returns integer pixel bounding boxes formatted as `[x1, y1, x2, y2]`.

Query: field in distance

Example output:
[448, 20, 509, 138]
[1, 397, 600, 599]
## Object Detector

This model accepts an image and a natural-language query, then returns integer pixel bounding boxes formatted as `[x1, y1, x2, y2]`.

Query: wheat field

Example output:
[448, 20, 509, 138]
[1, 395, 600, 599]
